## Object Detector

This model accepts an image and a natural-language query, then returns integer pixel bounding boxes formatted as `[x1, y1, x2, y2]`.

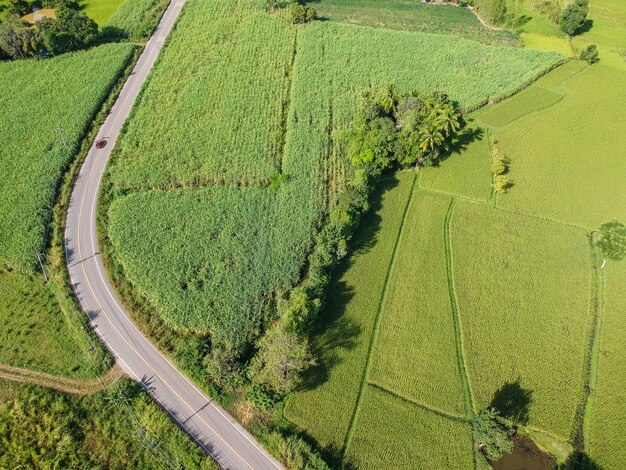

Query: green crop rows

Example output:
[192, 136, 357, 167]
[451, 202, 591, 439]
[102, 0, 171, 40]
[370, 192, 466, 416]
[0, 44, 135, 271]
[588, 261, 626, 468]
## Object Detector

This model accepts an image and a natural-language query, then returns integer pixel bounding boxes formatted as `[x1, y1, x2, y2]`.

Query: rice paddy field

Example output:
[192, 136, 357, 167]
[287, 51, 626, 467]
[369, 191, 466, 417]
[345, 385, 474, 469]
[451, 202, 591, 439]
[0, 43, 135, 272]
[490, 64, 626, 228]
[588, 261, 626, 469]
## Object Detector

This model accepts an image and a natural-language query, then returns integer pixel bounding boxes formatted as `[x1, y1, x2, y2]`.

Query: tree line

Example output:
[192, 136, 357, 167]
[0, 0, 98, 60]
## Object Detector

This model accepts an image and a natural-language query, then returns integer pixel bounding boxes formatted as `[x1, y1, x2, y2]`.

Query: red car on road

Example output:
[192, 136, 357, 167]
[95, 139, 107, 149]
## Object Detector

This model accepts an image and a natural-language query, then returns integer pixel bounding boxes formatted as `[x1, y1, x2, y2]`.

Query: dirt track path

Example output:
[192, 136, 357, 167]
[0, 363, 125, 396]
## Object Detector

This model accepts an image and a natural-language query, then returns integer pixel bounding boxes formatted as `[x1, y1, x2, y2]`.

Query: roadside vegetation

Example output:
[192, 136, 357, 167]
[0, 379, 217, 469]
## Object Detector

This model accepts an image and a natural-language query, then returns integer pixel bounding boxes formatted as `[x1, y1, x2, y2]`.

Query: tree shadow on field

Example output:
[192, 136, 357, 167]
[576, 19, 594, 35]
[436, 126, 485, 165]
[560, 451, 603, 470]
[296, 175, 400, 392]
[490, 379, 533, 424]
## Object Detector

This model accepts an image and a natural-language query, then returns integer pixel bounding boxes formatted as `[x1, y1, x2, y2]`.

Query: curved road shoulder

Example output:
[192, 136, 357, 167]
[64, 1, 282, 468]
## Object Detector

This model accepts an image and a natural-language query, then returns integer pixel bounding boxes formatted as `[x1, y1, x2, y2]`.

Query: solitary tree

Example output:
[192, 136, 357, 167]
[595, 220, 626, 268]
[472, 408, 515, 462]
[560, 0, 589, 35]
[249, 323, 314, 394]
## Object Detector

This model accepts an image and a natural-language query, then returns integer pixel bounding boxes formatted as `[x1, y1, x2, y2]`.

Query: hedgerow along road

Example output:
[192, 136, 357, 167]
[64, 1, 283, 468]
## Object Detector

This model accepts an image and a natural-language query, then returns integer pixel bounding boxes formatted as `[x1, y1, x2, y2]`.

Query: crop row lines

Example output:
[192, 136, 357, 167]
[341, 173, 419, 459]
[368, 382, 468, 422]
[443, 198, 476, 418]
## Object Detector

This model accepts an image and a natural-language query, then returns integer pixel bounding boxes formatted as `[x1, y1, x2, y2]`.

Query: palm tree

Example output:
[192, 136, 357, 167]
[434, 104, 461, 137]
[419, 123, 444, 153]
[379, 84, 397, 114]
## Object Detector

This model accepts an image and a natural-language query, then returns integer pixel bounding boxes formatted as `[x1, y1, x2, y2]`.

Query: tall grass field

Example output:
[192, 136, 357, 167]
[0, 44, 135, 271]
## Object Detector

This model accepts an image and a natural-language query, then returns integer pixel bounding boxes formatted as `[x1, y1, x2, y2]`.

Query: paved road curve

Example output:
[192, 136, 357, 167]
[65, 2, 283, 469]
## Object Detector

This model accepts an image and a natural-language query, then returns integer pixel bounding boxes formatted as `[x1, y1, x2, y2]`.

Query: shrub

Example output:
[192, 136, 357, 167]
[580, 44, 599, 64]
[290, 1, 317, 24]
[494, 175, 511, 193]
[275, 434, 329, 470]
[472, 408, 515, 462]
[203, 343, 242, 388]
[244, 382, 278, 411]
[249, 323, 315, 394]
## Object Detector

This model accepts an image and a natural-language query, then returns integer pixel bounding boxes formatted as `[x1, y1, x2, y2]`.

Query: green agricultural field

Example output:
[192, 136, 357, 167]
[588, 261, 626, 469]
[0, 273, 97, 378]
[0, 43, 135, 271]
[369, 191, 466, 416]
[304, 0, 519, 45]
[0, 379, 217, 469]
[418, 124, 492, 201]
[493, 65, 626, 228]
[107, 187, 311, 344]
[476, 84, 563, 127]
[106, 0, 562, 348]
[451, 202, 591, 439]
[101, 0, 170, 40]
[285, 173, 416, 453]
[81, 0, 124, 24]
[108, 2, 295, 187]
[345, 385, 474, 469]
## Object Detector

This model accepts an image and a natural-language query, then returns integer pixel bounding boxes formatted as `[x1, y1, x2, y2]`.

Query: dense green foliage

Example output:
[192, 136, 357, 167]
[101, 0, 170, 40]
[302, 0, 519, 45]
[0, 380, 216, 469]
[289, 0, 317, 23]
[579, 44, 599, 63]
[472, 408, 515, 462]
[595, 220, 626, 263]
[0, 43, 135, 271]
[560, 0, 589, 35]
[346, 89, 462, 169]
[38, 5, 98, 54]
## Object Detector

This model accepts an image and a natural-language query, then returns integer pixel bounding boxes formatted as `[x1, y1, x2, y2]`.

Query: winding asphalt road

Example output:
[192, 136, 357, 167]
[65, 1, 282, 469]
